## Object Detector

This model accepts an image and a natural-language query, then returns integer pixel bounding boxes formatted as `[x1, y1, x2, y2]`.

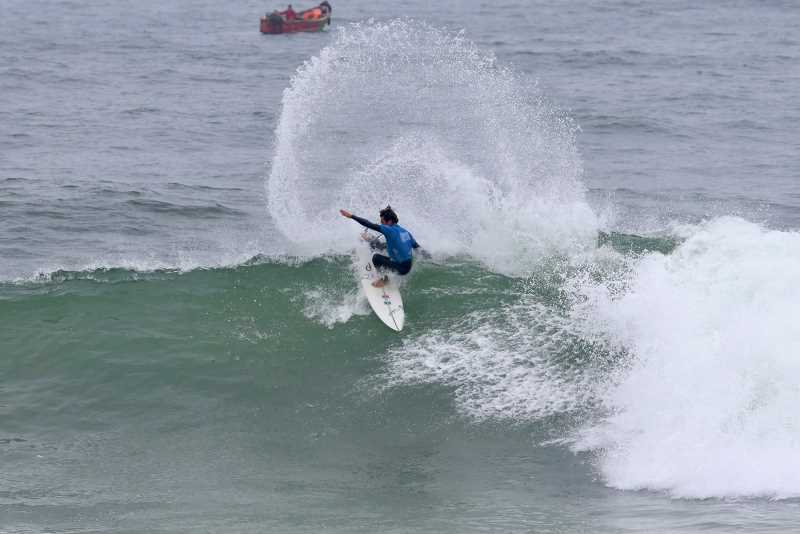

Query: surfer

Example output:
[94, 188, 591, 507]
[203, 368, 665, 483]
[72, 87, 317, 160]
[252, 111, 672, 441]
[340, 206, 419, 287]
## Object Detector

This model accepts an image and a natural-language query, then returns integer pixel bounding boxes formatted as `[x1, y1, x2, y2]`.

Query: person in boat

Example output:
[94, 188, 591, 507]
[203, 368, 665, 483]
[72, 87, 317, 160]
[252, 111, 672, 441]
[268, 10, 284, 30]
[319, 1, 332, 24]
[302, 6, 323, 20]
[280, 4, 297, 20]
[340, 206, 420, 287]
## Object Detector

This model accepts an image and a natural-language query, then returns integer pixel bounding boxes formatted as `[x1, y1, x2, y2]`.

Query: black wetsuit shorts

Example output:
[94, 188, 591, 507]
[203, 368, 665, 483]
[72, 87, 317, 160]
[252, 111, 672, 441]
[372, 253, 412, 275]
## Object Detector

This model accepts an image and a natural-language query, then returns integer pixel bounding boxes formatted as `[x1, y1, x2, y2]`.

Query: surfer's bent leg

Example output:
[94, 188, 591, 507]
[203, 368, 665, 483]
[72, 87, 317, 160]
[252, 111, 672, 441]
[372, 254, 412, 276]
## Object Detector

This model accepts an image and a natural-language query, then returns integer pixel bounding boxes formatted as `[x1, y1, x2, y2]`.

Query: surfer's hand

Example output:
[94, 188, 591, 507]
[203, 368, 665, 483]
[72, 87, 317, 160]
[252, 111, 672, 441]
[339, 209, 352, 218]
[360, 231, 370, 241]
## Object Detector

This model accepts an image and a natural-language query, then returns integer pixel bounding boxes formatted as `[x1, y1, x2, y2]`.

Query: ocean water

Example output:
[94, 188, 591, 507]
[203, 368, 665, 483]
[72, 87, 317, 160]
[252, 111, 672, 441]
[2, 0, 800, 532]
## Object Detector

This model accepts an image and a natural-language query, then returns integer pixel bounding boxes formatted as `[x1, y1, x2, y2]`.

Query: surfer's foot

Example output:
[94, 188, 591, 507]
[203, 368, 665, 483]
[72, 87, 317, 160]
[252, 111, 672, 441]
[371, 277, 388, 288]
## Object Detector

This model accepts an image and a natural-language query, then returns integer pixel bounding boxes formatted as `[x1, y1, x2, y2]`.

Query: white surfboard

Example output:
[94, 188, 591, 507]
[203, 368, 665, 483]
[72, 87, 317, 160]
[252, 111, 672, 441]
[356, 236, 405, 331]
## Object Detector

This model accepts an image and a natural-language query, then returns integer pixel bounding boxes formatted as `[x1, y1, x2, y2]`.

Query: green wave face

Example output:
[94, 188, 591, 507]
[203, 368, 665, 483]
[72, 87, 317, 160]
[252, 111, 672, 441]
[2, 254, 592, 529]
[0, 228, 678, 430]
[0, 227, 680, 441]
[0, 256, 514, 422]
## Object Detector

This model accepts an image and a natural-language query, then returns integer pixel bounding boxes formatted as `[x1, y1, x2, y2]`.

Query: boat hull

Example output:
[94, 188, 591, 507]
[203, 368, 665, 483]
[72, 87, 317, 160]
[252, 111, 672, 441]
[260, 15, 329, 34]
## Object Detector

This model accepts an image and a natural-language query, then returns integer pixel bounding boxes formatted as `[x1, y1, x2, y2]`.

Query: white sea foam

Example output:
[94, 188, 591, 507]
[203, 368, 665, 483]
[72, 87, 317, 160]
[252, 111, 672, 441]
[268, 19, 800, 501]
[267, 20, 598, 276]
[384, 300, 600, 421]
[571, 216, 800, 499]
[383, 216, 800, 499]
[300, 286, 371, 329]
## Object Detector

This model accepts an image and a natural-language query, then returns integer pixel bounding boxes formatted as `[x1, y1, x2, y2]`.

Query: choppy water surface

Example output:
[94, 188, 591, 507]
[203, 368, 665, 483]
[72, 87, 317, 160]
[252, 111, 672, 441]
[2, 1, 800, 532]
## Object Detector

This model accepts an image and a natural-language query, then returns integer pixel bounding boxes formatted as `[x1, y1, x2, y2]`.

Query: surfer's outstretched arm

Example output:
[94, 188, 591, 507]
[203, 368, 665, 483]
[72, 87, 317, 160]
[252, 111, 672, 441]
[351, 215, 382, 233]
[340, 210, 382, 233]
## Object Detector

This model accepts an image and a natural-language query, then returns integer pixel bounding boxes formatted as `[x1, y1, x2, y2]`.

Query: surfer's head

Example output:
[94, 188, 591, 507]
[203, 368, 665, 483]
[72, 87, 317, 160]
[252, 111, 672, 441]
[379, 206, 398, 225]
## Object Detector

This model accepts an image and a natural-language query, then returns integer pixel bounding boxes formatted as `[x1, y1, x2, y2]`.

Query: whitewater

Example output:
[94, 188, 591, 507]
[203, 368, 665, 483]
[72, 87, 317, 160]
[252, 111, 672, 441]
[266, 20, 800, 501]
[268, 20, 598, 273]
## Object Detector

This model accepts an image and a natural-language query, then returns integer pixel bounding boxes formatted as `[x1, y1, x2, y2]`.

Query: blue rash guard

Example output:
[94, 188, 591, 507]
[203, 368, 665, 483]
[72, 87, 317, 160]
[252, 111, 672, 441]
[380, 223, 418, 263]
[351, 215, 419, 263]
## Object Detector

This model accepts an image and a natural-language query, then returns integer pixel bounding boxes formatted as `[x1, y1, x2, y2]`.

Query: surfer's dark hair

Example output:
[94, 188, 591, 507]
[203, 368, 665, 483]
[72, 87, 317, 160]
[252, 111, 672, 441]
[379, 205, 398, 224]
